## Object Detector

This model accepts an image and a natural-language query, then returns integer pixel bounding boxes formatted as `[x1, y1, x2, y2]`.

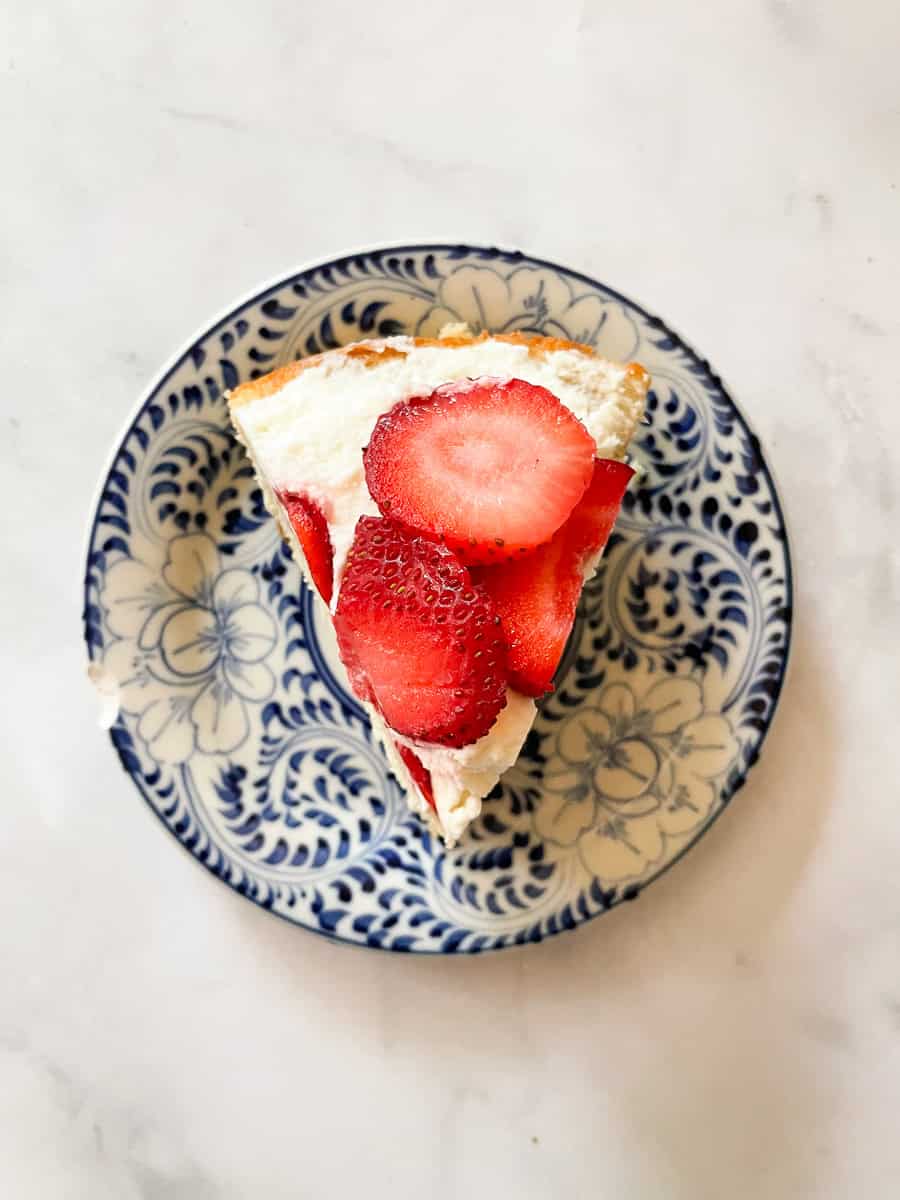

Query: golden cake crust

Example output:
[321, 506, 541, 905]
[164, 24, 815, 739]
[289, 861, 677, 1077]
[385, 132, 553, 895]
[228, 331, 648, 409]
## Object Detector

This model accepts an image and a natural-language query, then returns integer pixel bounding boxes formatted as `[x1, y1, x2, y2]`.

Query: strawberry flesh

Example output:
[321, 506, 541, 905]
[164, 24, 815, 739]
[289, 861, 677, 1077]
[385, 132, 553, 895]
[394, 742, 436, 811]
[334, 516, 508, 747]
[276, 490, 334, 604]
[473, 459, 634, 696]
[363, 377, 596, 566]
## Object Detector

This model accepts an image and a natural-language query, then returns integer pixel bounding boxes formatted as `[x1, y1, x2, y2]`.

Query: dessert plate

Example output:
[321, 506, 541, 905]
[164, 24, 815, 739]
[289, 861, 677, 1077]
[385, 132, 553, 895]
[83, 244, 792, 953]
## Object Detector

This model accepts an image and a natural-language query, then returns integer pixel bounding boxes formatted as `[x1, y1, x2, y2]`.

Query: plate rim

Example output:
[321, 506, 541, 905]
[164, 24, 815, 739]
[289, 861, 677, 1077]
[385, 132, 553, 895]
[81, 240, 795, 953]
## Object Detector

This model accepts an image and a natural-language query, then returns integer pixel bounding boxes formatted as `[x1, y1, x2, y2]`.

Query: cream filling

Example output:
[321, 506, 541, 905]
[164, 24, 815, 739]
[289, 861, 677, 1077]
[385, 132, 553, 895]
[393, 691, 538, 845]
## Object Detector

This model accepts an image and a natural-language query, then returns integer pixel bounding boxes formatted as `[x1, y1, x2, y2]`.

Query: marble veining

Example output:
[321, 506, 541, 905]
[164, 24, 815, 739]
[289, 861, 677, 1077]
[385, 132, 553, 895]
[3, 0, 900, 1196]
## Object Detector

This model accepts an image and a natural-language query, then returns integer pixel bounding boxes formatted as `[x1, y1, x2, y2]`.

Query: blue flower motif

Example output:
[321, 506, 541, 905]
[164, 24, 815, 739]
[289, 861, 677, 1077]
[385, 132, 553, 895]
[101, 534, 276, 764]
[415, 265, 641, 359]
[535, 677, 738, 882]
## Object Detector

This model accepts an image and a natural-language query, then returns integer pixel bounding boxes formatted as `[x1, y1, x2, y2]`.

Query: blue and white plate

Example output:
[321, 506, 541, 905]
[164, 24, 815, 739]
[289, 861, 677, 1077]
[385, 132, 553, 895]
[82, 244, 792, 953]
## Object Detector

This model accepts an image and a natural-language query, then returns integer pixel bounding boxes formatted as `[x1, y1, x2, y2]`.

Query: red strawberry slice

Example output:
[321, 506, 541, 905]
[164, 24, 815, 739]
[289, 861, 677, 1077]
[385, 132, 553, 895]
[276, 490, 334, 604]
[334, 516, 508, 748]
[473, 459, 633, 696]
[394, 742, 436, 812]
[363, 377, 596, 566]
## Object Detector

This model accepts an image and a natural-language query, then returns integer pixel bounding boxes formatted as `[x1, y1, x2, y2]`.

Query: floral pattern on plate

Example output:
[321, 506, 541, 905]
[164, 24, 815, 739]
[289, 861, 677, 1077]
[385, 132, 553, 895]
[535, 678, 738, 882]
[102, 534, 277, 763]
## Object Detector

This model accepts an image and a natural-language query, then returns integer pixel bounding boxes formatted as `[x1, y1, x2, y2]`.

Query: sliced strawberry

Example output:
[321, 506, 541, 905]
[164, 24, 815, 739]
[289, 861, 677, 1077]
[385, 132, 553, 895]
[394, 742, 436, 811]
[276, 490, 334, 604]
[334, 516, 507, 748]
[363, 377, 596, 566]
[473, 459, 633, 696]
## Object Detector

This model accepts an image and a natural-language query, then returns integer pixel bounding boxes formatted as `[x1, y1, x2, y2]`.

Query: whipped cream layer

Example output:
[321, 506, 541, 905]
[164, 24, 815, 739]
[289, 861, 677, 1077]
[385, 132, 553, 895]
[393, 691, 538, 844]
[230, 335, 647, 843]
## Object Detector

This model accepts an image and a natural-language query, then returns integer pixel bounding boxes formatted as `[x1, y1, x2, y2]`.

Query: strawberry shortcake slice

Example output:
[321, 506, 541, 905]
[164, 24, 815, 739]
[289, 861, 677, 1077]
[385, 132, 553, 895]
[228, 330, 648, 843]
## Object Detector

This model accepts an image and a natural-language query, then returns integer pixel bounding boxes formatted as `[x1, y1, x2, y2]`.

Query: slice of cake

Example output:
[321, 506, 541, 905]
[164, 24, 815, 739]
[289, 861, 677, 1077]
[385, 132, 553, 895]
[228, 331, 648, 843]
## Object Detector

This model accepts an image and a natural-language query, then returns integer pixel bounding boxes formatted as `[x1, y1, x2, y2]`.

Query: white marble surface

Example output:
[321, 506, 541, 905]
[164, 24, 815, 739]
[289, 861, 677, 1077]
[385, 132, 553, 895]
[3, 1, 900, 1196]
